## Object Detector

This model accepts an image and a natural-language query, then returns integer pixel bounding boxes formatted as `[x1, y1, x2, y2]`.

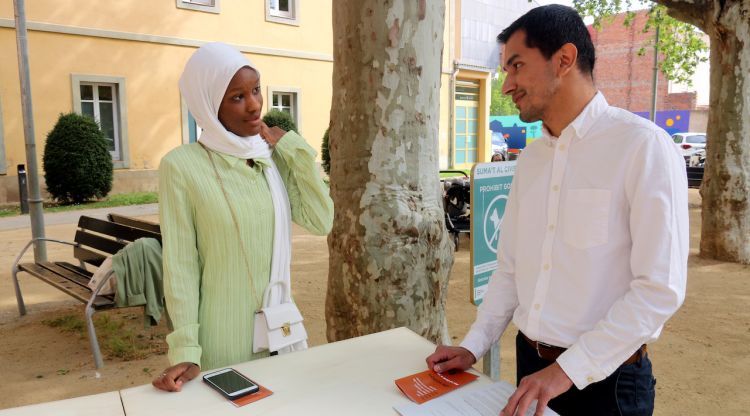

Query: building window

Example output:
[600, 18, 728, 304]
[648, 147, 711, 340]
[80, 83, 120, 159]
[176, 0, 220, 14]
[72, 75, 129, 169]
[267, 86, 302, 132]
[272, 93, 294, 116]
[266, 0, 299, 25]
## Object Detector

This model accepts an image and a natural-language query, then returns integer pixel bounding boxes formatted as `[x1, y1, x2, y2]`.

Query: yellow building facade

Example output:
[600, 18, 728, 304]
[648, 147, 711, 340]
[0, 0, 521, 203]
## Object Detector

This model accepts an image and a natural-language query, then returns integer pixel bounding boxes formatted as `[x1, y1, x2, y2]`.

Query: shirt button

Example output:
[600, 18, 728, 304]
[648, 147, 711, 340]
[558, 144, 566, 151]
[548, 224, 555, 231]
[534, 304, 541, 310]
[587, 376, 594, 383]
[552, 185, 560, 191]
[543, 264, 550, 271]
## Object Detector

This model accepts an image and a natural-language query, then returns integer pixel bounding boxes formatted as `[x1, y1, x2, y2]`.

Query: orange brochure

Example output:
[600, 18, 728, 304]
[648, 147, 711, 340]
[231, 384, 273, 407]
[395, 370, 479, 404]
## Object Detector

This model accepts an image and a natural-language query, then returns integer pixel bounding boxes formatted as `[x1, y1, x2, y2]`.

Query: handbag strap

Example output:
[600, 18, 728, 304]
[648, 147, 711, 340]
[200, 142, 262, 309]
[262, 280, 291, 309]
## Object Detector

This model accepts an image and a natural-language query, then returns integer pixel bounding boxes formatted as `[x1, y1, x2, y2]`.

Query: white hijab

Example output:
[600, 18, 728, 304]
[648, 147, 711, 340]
[179, 43, 303, 352]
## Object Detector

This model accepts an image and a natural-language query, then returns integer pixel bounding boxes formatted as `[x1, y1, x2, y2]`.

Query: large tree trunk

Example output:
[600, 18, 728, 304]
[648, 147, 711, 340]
[660, 0, 750, 264]
[700, 2, 750, 263]
[326, 0, 454, 343]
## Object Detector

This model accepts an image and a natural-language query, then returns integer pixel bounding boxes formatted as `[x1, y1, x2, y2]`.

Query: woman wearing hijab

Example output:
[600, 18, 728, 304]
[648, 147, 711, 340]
[152, 43, 333, 392]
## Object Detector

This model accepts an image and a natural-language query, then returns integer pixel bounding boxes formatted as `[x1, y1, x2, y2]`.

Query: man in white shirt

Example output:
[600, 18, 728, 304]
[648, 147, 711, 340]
[426, 5, 688, 416]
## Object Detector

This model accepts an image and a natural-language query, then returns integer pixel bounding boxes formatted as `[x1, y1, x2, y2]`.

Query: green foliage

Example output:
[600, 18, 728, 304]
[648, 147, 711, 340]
[43, 312, 168, 361]
[43, 113, 113, 204]
[0, 206, 17, 218]
[573, 1, 707, 86]
[490, 71, 519, 116]
[321, 127, 331, 175]
[43, 315, 86, 333]
[44, 192, 158, 213]
[262, 109, 298, 133]
[0, 191, 157, 218]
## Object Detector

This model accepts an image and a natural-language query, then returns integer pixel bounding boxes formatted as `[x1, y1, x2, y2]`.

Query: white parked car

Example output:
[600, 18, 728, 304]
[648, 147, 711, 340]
[672, 132, 707, 163]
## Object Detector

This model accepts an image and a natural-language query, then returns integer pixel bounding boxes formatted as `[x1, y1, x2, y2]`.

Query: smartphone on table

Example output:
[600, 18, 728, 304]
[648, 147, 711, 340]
[203, 368, 259, 399]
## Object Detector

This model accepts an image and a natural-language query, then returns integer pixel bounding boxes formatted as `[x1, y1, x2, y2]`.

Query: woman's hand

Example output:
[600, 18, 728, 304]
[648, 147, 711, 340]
[152, 362, 201, 392]
[259, 122, 286, 148]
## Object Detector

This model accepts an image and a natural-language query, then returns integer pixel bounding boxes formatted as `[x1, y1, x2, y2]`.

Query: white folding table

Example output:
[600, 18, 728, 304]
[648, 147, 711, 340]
[0, 391, 124, 416]
[120, 327, 492, 415]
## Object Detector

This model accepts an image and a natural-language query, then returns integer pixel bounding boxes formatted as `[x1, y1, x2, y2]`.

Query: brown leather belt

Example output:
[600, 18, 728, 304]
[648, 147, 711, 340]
[521, 332, 647, 366]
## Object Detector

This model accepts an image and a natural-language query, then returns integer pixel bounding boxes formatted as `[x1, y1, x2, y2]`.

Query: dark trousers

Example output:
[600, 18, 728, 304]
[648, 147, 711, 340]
[515, 332, 656, 416]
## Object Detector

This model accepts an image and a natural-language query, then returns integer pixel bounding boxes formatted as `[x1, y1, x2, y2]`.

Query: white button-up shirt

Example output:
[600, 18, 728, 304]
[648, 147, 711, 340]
[460, 92, 689, 390]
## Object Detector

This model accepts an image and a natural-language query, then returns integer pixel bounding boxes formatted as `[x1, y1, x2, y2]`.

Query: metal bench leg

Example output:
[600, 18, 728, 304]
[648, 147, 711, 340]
[10, 240, 35, 316]
[85, 303, 104, 369]
[11, 267, 27, 316]
[85, 270, 116, 369]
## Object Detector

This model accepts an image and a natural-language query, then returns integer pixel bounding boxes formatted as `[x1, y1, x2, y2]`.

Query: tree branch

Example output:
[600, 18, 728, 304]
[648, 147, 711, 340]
[654, 0, 711, 31]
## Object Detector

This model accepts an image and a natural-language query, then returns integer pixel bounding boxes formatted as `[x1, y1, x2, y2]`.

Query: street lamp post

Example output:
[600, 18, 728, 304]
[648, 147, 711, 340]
[13, 0, 47, 262]
[650, 11, 661, 123]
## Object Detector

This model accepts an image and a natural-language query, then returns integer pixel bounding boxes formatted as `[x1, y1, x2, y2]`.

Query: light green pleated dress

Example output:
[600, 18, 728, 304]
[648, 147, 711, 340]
[158, 131, 333, 371]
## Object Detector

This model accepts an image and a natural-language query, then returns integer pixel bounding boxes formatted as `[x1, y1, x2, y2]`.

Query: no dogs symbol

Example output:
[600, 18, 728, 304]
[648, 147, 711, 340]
[483, 194, 508, 254]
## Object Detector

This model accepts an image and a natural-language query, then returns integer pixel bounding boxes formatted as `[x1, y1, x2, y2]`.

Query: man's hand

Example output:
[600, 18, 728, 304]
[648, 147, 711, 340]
[152, 362, 201, 392]
[259, 122, 286, 147]
[501, 362, 573, 416]
[425, 345, 477, 373]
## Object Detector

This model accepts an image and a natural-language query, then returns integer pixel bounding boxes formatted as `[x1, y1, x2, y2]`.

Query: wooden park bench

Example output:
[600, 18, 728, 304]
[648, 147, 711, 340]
[11, 215, 161, 369]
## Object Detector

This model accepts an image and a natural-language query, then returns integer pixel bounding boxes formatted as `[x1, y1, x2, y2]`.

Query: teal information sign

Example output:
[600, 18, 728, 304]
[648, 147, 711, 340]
[470, 161, 516, 305]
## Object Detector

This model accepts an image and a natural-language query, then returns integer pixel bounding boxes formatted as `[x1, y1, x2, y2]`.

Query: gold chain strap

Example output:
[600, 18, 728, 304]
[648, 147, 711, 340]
[200, 143, 262, 308]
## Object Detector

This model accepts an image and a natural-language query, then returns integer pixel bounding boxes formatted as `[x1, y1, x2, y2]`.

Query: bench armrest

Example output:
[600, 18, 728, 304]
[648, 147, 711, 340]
[11, 238, 80, 274]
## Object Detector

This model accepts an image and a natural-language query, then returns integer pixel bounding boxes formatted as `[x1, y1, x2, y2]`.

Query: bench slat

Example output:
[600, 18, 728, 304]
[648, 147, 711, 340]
[108, 213, 161, 234]
[18, 263, 115, 308]
[78, 216, 161, 243]
[74, 230, 126, 255]
[38, 262, 92, 289]
[74, 246, 106, 267]
[56, 262, 93, 278]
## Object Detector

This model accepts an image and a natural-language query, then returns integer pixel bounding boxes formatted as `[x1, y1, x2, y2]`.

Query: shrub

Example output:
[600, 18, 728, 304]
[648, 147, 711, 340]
[43, 113, 113, 204]
[321, 127, 331, 175]
[262, 109, 298, 133]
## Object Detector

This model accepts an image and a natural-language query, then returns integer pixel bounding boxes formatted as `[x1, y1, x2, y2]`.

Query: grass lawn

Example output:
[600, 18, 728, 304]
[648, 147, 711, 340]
[0, 192, 158, 218]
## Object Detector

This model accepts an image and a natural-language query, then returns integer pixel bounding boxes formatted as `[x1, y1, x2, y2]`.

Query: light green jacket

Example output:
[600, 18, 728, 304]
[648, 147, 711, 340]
[158, 131, 333, 371]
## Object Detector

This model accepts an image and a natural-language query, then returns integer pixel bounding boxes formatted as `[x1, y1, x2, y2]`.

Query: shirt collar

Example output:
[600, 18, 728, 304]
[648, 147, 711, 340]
[542, 91, 608, 144]
[566, 91, 608, 140]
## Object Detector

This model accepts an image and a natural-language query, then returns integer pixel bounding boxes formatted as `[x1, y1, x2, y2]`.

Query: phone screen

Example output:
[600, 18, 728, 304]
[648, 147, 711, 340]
[204, 369, 259, 398]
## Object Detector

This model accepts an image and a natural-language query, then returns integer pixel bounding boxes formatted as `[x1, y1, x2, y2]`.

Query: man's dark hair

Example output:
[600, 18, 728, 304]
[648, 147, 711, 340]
[497, 5, 596, 76]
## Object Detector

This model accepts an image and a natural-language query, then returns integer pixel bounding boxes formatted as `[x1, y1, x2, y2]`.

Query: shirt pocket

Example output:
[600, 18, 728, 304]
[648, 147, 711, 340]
[563, 189, 611, 250]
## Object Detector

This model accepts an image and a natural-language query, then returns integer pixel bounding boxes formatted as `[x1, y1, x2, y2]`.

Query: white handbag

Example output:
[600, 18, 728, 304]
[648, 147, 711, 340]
[253, 280, 308, 353]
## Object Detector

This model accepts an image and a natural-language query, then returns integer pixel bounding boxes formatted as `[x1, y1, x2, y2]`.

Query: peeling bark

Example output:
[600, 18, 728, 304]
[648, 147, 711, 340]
[658, 0, 750, 264]
[326, 0, 454, 343]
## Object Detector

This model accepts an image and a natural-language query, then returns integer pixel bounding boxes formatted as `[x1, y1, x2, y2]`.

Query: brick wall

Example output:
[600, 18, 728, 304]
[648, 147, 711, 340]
[589, 11, 695, 112]
[664, 92, 697, 110]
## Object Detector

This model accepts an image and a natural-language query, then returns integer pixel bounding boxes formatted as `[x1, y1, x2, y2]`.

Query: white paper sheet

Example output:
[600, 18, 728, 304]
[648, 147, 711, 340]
[394, 380, 559, 416]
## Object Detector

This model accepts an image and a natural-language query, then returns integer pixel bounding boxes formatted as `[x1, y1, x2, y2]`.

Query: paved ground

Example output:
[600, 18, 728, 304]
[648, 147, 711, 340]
[0, 204, 158, 231]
